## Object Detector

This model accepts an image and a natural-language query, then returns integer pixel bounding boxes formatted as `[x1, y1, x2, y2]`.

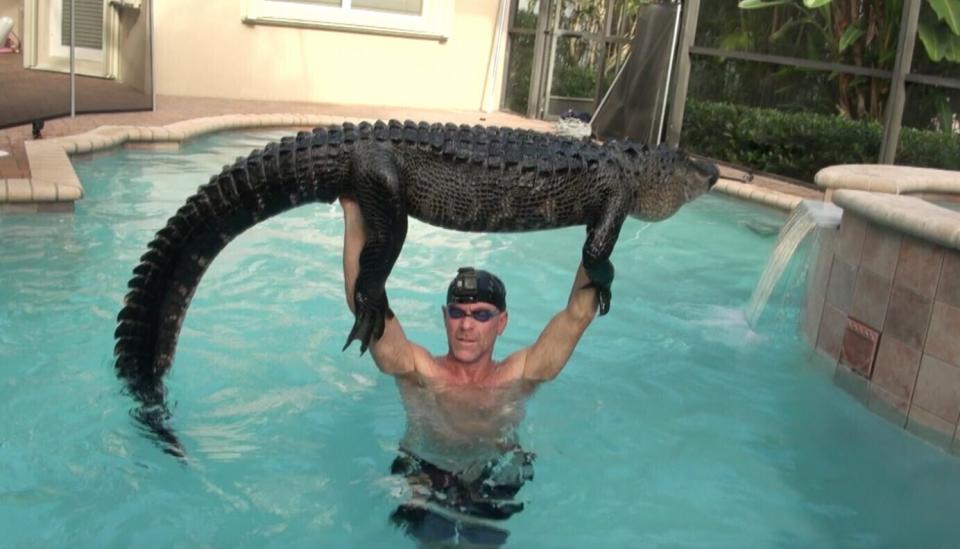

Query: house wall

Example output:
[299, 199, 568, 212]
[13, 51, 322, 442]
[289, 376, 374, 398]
[153, 0, 502, 111]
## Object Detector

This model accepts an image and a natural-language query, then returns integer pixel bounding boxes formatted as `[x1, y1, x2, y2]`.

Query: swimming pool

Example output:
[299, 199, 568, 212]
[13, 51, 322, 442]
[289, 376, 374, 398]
[2, 130, 959, 547]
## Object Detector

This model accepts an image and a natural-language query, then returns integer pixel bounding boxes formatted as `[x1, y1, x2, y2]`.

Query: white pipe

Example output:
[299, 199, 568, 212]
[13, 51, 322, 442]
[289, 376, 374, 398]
[70, 0, 75, 117]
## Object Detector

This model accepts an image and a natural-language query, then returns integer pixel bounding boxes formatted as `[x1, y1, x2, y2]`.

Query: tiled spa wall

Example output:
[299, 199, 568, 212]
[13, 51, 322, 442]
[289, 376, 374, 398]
[804, 212, 960, 454]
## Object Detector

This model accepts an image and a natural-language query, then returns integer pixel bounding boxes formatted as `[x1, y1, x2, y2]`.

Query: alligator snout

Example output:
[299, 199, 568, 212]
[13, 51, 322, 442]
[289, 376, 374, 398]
[692, 158, 719, 189]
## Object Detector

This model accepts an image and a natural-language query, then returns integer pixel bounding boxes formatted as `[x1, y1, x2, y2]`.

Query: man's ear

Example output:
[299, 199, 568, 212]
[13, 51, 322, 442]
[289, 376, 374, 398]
[497, 311, 508, 335]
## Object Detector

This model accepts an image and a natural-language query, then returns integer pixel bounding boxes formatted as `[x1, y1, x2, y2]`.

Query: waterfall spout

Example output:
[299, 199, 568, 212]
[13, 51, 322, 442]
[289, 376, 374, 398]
[745, 200, 842, 327]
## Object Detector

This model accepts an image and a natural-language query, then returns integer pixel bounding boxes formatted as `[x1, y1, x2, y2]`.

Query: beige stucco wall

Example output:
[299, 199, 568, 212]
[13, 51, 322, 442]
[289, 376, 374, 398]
[153, 0, 503, 111]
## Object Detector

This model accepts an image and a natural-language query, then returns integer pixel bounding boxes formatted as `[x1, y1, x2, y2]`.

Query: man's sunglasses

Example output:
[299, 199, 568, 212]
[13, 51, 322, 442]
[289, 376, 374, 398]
[443, 305, 501, 322]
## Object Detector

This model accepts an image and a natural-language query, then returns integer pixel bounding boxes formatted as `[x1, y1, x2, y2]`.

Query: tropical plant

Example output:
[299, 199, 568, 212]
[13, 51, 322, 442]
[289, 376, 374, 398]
[736, 0, 960, 123]
[917, 0, 960, 63]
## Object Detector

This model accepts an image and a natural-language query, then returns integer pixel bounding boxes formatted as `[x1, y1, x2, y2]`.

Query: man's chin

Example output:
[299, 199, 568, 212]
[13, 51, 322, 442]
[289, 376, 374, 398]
[451, 348, 482, 365]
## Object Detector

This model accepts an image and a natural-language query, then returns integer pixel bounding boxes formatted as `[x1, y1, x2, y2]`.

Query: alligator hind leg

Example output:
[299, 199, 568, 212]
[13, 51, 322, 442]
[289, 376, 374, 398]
[343, 146, 408, 353]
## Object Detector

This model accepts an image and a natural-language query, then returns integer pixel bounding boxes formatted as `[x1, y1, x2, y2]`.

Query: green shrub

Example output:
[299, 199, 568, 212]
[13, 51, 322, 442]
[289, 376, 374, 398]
[681, 99, 960, 183]
[898, 127, 960, 171]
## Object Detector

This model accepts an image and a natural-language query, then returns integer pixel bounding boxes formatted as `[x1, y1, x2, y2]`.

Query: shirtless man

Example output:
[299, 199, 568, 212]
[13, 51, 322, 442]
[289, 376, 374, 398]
[341, 197, 599, 545]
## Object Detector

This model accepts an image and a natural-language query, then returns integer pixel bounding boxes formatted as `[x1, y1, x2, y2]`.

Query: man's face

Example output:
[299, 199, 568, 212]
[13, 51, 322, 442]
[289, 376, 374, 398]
[442, 302, 507, 365]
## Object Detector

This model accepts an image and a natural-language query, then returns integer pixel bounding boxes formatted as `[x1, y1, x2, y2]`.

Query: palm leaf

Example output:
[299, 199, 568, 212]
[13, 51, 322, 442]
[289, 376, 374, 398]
[928, 0, 960, 36]
[738, 0, 795, 9]
[839, 25, 865, 52]
[918, 21, 947, 61]
[946, 32, 960, 61]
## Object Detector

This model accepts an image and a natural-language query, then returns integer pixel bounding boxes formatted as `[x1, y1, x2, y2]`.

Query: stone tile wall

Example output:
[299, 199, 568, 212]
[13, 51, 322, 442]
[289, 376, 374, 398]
[805, 212, 960, 454]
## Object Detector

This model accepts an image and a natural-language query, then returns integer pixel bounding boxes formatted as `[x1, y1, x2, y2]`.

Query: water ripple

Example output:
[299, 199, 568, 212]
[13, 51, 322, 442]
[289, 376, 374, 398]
[2, 132, 959, 546]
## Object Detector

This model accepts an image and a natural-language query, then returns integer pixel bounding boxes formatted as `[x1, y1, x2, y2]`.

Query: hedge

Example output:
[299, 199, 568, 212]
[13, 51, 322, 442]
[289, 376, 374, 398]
[681, 99, 960, 183]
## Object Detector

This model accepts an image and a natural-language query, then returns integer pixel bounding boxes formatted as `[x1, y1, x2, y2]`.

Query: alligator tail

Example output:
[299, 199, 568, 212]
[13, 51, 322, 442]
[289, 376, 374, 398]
[113, 125, 353, 446]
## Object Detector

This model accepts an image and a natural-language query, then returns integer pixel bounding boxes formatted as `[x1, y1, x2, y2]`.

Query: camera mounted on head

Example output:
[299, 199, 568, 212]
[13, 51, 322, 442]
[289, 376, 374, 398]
[447, 267, 506, 311]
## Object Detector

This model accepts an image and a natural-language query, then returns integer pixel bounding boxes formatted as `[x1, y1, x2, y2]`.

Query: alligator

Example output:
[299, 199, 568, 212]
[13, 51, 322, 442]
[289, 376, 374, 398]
[113, 119, 717, 450]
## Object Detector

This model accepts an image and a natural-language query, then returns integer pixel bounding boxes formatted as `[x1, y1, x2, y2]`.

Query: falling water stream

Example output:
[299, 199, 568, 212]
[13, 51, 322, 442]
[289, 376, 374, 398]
[746, 200, 843, 327]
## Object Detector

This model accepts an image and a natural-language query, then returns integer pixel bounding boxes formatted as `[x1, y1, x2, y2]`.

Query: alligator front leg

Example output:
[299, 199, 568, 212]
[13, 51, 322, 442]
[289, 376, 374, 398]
[343, 146, 408, 353]
[582, 204, 627, 316]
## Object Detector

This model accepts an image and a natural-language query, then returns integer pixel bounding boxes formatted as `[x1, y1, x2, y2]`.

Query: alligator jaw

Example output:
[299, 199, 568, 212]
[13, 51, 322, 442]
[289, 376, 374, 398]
[692, 157, 719, 190]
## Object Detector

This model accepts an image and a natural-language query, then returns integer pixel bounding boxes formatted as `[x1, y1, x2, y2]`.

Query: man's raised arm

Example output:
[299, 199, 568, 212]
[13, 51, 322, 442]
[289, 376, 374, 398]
[341, 198, 422, 377]
[518, 264, 599, 382]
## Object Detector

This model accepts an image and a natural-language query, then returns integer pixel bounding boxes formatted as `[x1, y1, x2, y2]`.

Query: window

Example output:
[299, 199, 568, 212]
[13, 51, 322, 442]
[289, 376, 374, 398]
[243, 0, 452, 42]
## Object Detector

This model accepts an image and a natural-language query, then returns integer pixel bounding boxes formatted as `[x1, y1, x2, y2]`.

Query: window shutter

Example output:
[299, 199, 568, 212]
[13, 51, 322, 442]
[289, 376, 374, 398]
[61, 0, 104, 50]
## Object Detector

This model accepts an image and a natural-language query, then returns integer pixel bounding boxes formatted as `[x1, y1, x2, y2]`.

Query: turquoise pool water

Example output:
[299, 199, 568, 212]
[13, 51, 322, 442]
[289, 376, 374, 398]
[2, 131, 960, 547]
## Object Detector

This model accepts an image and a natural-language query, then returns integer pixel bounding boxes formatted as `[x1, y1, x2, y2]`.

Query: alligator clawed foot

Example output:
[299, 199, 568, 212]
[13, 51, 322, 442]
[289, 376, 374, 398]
[584, 258, 614, 315]
[343, 292, 390, 354]
[583, 281, 611, 315]
[596, 284, 611, 315]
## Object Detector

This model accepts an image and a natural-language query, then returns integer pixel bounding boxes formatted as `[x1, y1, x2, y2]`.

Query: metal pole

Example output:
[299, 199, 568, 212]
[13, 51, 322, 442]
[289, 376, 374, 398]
[593, 0, 615, 110]
[665, 0, 699, 147]
[657, 4, 683, 144]
[150, 0, 156, 111]
[499, 0, 518, 111]
[526, 0, 552, 118]
[70, 0, 75, 117]
[880, 0, 922, 164]
[540, 1, 561, 118]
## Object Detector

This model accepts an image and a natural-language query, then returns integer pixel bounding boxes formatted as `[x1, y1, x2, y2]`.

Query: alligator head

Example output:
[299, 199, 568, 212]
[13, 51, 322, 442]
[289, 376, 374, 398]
[625, 145, 718, 222]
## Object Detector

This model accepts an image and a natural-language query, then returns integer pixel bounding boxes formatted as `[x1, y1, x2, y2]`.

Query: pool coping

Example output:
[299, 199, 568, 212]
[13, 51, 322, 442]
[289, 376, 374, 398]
[814, 164, 960, 253]
[1, 112, 812, 214]
[832, 189, 960, 251]
[712, 177, 804, 212]
[816, 164, 960, 195]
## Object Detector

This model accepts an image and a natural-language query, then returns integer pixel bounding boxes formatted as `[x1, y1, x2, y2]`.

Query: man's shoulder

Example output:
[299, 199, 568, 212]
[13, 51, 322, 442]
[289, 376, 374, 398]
[499, 348, 530, 377]
[497, 351, 527, 379]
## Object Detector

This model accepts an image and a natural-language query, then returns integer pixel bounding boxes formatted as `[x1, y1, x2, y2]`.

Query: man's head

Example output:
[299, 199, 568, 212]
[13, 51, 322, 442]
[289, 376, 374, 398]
[446, 267, 506, 311]
[443, 267, 508, 365]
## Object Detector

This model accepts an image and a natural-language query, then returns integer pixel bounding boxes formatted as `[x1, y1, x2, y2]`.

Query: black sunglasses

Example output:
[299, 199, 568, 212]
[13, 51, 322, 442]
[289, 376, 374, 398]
[443, 305, 501, 322]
